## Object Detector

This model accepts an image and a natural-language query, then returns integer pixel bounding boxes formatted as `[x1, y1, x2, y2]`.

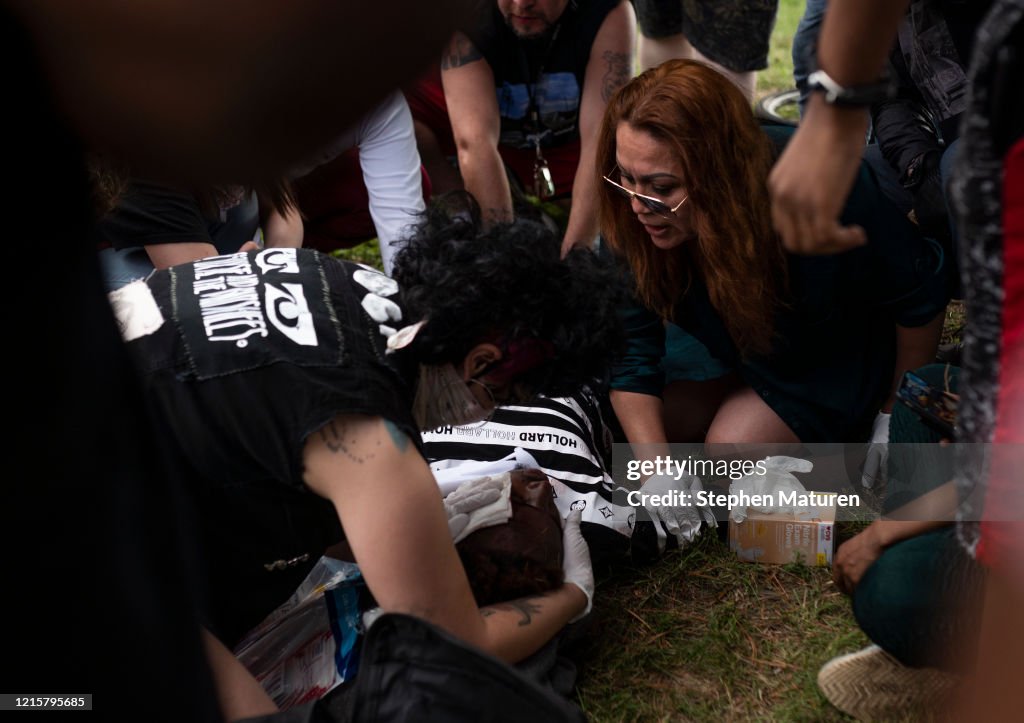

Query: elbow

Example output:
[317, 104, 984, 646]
[453, 131, 495, 166]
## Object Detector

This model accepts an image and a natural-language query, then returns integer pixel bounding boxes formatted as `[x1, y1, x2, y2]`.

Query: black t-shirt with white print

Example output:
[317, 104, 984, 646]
[118, 247, 420, 644]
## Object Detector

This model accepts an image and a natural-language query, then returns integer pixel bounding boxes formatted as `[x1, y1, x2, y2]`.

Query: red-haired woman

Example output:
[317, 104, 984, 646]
[598, 59, 949, 446]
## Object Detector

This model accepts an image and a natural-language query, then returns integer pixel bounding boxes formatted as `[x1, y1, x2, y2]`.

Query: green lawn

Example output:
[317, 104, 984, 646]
[758, 0, 806, 100]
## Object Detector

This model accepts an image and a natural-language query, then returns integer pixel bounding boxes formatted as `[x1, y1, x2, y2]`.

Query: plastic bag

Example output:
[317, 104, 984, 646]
[728, 455, 813, 523]
[234, 556, 366, 710]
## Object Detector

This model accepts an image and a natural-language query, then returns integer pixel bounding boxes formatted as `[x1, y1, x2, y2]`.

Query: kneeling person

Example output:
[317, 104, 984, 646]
[109, 203, 623, 710]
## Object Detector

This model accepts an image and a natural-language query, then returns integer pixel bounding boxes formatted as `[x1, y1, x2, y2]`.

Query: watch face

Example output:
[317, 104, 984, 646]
[808, 70, 893, 108]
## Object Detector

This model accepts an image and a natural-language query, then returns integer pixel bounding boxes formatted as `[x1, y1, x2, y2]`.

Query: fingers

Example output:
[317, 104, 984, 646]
[767, 114, 870, 256]
[774, 209, 867, 255]
[767, 455, 814, 473]
[561, 508, 594, 622]
[564, 508, 584, 531]
[447, 513, 469, 540]
[833, 566, 851, 596]
[446, 486, 503, 513]
[661, 512, 680, 536]
[768, 172, 867, 255]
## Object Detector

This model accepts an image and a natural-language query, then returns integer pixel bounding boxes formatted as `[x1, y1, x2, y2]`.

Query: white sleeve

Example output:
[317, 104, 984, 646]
[356, 91, 426, 275]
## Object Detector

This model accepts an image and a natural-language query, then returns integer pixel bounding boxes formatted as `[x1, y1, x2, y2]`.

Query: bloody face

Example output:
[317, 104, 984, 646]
[455, 468, 564, 603]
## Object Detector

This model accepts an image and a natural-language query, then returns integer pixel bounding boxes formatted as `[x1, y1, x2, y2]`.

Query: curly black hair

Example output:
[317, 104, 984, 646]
[391, 192, 626, 399]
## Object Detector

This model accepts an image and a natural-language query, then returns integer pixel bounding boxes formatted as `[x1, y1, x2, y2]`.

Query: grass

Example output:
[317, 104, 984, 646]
[757, 0, 807, 101]
[331, 240, 384, 270]
[573, 530, 872, 722]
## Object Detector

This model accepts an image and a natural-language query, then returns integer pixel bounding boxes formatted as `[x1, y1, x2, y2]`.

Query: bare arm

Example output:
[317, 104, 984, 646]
[145, 241, 220, 270]
[441, 32, 513, 227]
[768, 0, 910, 255]
[610, 390, 669, 446]
[259, 203, 304, 249]
[833, 480, 956, 594]
[561, 0, 635, 256]
[302, 414, 585, 663]
[201, 628, 278, 721]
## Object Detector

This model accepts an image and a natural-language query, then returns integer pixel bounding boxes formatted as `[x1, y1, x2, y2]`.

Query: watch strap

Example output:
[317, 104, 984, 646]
[807, 69, 894, 108]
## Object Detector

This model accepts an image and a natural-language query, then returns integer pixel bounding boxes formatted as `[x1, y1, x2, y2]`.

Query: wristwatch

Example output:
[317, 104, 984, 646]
[807, 69, 894, 108]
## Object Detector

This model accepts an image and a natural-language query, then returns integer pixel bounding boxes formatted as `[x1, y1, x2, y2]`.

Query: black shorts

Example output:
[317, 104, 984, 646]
[633, 0, 778, 72]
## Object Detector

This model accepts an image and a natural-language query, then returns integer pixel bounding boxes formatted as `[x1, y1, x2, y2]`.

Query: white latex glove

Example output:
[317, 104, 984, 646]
[561, 510, 594, 622]
[443, 474, 512, 542]
[729, 455, 813, 522]
[861, 412, 891, 490]
[639, 473, 705, 546]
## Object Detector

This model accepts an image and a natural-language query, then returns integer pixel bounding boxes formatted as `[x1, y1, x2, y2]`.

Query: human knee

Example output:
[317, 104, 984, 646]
[852, 551, 919, 641]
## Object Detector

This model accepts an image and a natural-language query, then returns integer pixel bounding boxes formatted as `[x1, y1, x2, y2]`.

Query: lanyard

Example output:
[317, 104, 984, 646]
[516, 22, 562, 150]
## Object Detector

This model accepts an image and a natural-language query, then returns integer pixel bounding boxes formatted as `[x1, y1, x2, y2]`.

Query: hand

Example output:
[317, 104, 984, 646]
[861, 412, 891, 489]
[833, 522, 885, 595]
[730, 455, 814, 521]
[443, 474, 510, 543]
[560, 235, 597, 259]
[561, 510, 594, 622]
[768, 97, 870, 255]
[639, 473, 705, 546]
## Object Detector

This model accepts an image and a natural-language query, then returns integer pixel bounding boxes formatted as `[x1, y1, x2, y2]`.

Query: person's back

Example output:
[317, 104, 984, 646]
[95, 174, 302, 291]
[113, 206, 626, 669]
[119, 248, 419, 643]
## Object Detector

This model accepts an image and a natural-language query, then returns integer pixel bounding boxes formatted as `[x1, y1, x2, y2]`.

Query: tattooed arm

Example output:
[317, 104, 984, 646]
[302, 414, 585, 663]
[440, 32, 513, 227]
[561, 0, 635, 256]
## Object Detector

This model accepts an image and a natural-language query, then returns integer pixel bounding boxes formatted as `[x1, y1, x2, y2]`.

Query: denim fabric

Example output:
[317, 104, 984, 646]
[792, 0, 827, 115]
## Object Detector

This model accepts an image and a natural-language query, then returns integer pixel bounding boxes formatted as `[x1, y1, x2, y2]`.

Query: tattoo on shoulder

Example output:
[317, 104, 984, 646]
[319, 418, 378, 464]
[600, 51, 631, 103]
[479, 598, 545, 627]
[441, 34, 484, 70]
[383, 420, 410, 453]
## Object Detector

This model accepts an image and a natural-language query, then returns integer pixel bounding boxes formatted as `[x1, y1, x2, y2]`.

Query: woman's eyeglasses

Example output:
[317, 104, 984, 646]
[603, 167, 688, 219]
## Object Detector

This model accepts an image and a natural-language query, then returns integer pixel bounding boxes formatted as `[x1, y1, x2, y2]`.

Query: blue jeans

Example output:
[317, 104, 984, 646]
[792, 0, 827, 117]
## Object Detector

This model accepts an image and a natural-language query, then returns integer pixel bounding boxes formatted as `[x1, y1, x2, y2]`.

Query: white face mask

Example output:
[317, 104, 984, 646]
[412, 363, 493, 431]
